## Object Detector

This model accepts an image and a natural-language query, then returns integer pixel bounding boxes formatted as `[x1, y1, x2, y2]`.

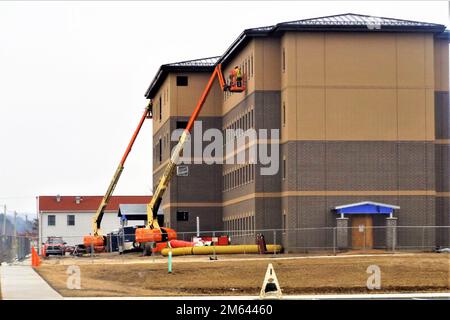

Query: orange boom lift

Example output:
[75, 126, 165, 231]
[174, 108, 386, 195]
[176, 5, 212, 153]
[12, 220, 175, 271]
[83, 102, 152, 250]
[135, 63, 245, 254]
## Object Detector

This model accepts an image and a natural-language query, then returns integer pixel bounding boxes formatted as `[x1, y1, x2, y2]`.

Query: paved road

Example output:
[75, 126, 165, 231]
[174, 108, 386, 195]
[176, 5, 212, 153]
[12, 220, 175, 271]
[0, 265, 63, 300]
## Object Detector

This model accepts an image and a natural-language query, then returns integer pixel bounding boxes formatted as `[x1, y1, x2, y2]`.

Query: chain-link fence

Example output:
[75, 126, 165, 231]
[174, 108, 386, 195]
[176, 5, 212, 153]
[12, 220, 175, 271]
[0, 235, 35, 264]
[26, 225, 450, 261]
[1, 226, 448, 263]
[175, 225, 450, 254]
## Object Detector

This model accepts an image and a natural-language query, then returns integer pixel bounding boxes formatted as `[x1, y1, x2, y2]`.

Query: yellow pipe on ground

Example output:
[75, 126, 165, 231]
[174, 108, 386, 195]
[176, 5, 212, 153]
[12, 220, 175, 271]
[161, 244, 282, 256]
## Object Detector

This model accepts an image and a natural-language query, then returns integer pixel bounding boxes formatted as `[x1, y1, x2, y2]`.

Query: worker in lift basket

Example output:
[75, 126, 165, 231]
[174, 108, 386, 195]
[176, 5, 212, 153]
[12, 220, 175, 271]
[235, 65, 242, 87]
[229, 68, 236, 88]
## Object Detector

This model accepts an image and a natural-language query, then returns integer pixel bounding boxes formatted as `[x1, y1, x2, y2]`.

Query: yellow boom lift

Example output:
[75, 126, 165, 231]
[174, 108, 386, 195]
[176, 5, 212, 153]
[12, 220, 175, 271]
[135, 63, 245, 254]
[83, 102, 152, 250]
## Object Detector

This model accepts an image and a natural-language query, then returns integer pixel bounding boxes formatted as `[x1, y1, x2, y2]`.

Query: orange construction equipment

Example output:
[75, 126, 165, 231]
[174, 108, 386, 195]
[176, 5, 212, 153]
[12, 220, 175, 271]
[83, 102, 152, 249]
[136, 64, 245, 255]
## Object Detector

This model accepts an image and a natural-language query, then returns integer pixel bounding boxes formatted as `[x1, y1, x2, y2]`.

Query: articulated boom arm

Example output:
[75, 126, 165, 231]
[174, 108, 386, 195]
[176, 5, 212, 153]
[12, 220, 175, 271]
[91, 102, 152, 237]
[146, 64, 240, 229]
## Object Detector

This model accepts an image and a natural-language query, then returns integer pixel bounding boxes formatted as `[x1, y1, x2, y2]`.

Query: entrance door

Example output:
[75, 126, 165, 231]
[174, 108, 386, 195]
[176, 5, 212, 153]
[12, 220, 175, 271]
[351, 215, 373, 249]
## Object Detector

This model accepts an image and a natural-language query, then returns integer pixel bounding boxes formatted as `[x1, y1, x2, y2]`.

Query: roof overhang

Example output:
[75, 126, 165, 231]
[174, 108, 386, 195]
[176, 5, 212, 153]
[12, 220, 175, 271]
[145, 14, 447, 99]
[334, 201, 400, 215]
[118, 204, 146, 221]
[117, 204, 163, 221]
[217, 14, 446, 67]
[436, 30, 450, 40]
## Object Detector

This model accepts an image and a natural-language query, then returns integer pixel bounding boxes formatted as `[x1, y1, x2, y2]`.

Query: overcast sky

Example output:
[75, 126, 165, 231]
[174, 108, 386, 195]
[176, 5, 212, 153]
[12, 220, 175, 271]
[0, 1, 448, 216]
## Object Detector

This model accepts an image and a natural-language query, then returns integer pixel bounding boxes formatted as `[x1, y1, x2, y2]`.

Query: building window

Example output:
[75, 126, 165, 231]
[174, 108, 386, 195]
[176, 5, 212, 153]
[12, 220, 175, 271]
[282, 102, 286, 127]
[67, 215, 75, 226]
[48, 215, 55, 226]
[282, 210, 286, 233]
[176, 76, 188, 86]
[158, 138, 162, 162]
[176, 211, 189, 221]
[283, 157, 286, 180]
[176, 121, 188, 129]
[250, 55, 253, 77]
[282, 48, 286, 72]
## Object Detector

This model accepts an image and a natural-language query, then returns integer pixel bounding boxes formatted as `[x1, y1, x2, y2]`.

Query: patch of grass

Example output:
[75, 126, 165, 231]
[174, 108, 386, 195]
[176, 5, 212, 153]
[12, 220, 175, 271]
[36, 253, 450, 297]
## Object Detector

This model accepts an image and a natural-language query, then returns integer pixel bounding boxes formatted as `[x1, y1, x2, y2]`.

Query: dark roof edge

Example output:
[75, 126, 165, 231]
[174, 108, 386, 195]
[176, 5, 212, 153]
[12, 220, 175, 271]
[217, 23, 446, 67]
[279, 12, 445, 28]
[217, 29, 268, 67]
[145, 61, 216, 99]
[436, 30, 450, 40]
[146, 15, 448, 98]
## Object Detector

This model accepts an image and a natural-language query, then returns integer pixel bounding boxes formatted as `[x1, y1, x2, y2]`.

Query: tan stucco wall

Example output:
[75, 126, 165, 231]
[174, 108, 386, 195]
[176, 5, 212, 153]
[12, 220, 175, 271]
[281, 32, 436, 142]
[152, 72, 223, 134]
[169, 73, 222, 117]
[153, 32, 445, 140]
[222, 38, 281, 115]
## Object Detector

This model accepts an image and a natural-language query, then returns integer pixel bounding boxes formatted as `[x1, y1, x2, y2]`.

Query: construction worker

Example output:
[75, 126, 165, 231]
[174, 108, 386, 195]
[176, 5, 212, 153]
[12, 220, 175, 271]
[229, 69, 236, 88]
[235, 65, 242, 87]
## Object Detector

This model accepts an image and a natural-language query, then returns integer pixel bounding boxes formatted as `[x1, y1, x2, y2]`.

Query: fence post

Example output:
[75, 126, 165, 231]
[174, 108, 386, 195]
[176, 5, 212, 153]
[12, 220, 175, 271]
[333, 227, 336, 256]
[393, 226, 396, 252]
[363, 227, 366, 251]
[273, 230, 276, 256]
[421, 226, 425, 250]
[212, 231, 216, 260]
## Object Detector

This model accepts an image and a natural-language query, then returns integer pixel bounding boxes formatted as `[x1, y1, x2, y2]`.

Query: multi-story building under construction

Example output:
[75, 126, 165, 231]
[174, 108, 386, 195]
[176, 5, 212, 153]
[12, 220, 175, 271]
[146, 13, 450, 251]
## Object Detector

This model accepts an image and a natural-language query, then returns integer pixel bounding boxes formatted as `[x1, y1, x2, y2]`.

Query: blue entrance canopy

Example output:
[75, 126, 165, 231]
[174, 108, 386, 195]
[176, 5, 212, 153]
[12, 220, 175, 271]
[334, 201, 400, 215]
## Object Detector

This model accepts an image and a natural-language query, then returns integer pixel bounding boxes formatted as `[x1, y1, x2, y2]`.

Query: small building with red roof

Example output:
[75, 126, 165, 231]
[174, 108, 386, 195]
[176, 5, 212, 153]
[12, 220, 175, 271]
[37, 195, 151, 246]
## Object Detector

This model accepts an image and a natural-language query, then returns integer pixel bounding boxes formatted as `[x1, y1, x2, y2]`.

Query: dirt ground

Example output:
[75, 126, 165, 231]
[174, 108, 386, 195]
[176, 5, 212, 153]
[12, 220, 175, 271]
[35, 252, 450, 297]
